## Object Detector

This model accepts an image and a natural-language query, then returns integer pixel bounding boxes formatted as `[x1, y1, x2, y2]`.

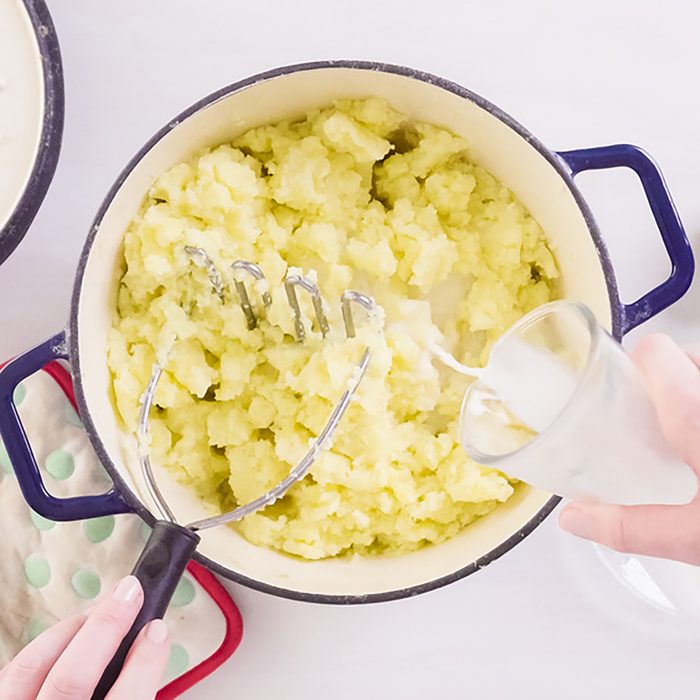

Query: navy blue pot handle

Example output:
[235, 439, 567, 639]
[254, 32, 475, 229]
[557, 144, 694, 335]
[0, 331, 131, 521]
[92, 521, 200, 699]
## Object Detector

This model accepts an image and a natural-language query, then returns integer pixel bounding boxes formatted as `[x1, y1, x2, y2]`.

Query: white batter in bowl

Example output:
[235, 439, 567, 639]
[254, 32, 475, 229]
[0, 0, 63, 264]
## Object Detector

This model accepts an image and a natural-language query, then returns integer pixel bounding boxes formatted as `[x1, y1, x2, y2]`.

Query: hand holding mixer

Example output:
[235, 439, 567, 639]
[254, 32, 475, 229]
[91, 247, 381, 697]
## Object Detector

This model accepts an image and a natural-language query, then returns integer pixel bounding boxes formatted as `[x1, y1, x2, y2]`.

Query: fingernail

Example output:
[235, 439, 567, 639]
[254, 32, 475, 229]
[113, 575, 141, 604]
[559, 505, 594, 538]
[145, 619, 168, 644]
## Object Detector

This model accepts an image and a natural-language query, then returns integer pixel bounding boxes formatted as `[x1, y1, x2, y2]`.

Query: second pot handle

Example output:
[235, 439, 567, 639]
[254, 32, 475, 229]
[557, 144, 694, 334]
[0, 332, 131, 521]
[92, 520, 201, 699]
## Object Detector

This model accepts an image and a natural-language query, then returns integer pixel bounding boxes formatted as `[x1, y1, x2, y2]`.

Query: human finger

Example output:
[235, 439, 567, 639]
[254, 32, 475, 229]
[0, 615, 85, 700]
[631, 334, 700, 475]
[37, 576, 143, 700]
[105, 619, 170, 700]
[559, 499, 700, 565]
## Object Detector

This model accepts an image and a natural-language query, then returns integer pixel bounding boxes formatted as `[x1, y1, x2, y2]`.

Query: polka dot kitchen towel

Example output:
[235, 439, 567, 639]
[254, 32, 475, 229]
[0, 362, 243, 697]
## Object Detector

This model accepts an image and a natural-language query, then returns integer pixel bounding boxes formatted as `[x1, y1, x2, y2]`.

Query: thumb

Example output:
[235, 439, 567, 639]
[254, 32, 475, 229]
[631, 334, 700, 474]
[559, 501, 700, 565]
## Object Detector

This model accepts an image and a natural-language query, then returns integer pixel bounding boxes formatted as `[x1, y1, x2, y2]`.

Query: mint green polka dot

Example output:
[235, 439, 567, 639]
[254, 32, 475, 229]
[45, 449, 75, 480]
[70, 569, 101, 600]
[171, 576, 196, 607]
[83, 516, 115, 543]
[24, 554, 51, 588]
[30, 510, 56, 531]
[13, 383, 26, 406]
[140, 522, 152, 544]
[25, 617, 50, 643]
[0, 441, 12, 474]
[166, 644, 189, 677]
[65, 403, 83, 428]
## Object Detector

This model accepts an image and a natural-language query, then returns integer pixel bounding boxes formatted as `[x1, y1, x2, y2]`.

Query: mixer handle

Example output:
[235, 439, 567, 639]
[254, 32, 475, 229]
[557, 144, 694, 335]
[0, 331, 131, 521]
[92, 520, 200, 699]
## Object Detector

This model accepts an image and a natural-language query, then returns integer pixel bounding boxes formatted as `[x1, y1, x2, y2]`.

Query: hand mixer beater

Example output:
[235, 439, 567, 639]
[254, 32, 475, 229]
[93, 246, 380, 697]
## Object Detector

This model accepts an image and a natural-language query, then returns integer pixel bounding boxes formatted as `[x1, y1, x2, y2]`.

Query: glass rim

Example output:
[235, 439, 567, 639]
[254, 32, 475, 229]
[460, 299, 602, 467]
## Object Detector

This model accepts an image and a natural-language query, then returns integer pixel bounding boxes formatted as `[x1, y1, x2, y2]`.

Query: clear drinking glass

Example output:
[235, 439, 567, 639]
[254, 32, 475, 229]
[460, 300, 697, 506]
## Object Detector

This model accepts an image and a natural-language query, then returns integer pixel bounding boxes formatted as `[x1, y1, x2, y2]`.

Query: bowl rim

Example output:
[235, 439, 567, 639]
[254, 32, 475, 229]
[0, 0, 64, 266]
[68, 59, 624, 604]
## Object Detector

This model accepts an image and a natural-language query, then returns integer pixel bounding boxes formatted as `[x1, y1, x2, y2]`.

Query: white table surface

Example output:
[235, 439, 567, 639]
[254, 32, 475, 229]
[3, 1, 700, 697]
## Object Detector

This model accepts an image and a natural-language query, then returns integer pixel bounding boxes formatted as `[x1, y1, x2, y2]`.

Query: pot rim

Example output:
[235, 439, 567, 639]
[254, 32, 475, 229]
[0, 0, 64, 266]
[68, 59, 621, 604]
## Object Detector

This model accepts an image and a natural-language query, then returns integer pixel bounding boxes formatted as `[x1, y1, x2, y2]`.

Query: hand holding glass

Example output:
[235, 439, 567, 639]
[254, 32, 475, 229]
[460, 300, 697, 507]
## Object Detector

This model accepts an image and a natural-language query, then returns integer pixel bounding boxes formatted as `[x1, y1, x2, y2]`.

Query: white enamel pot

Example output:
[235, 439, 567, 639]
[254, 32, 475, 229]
[0, 61, 694, 606]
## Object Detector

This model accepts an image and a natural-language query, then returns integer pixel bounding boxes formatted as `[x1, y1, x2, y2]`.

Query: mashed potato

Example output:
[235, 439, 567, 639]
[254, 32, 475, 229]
[108, 98, 559, 559]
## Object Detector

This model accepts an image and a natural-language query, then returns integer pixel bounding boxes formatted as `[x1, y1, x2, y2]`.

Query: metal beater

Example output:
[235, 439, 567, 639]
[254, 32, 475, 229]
[138, 246, 380, 531]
